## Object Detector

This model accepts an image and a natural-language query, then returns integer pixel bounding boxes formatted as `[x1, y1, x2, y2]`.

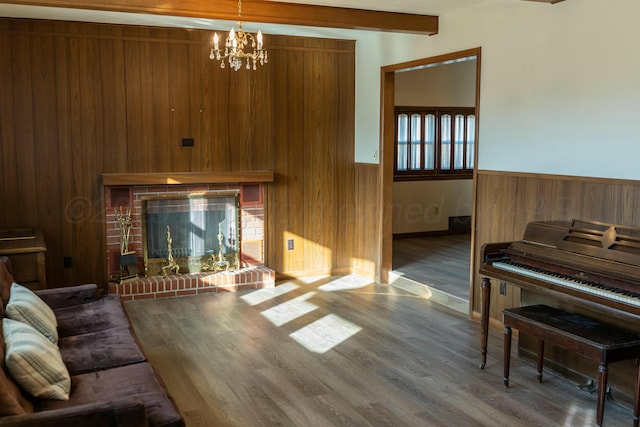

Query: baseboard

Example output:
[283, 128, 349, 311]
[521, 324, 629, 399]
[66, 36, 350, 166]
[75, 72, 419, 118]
[393, 228, 471, 239]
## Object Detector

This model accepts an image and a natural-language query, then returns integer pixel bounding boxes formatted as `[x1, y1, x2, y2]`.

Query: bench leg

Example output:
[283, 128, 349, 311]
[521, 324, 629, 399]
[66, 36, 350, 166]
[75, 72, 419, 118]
[537, 339, 544, 383]
[597, 362, 608, 427]
[504, 325, 512, 387]
[634, 359, 639, 427]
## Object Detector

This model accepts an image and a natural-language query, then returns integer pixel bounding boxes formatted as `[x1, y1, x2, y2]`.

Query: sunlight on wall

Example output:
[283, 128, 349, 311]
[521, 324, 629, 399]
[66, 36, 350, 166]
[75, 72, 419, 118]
[351, 257, 376, 277]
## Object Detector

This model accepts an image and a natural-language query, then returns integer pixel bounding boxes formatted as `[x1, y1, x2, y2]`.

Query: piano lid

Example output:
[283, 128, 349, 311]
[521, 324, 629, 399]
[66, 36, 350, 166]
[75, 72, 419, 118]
[522, 219, 640, 267]
[558, 219, 640, 266]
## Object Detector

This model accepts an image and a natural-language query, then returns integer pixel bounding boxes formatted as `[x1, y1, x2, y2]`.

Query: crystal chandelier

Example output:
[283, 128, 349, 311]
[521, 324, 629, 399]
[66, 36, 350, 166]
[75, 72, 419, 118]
[209, 0, 268, 71]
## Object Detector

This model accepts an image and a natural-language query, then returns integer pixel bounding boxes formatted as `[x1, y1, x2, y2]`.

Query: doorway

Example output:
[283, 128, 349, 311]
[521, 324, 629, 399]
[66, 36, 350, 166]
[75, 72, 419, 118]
[379, 48, 481, 314]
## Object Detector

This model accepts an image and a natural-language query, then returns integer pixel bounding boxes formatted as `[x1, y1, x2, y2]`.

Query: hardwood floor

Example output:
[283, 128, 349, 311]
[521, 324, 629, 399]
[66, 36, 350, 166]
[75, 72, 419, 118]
[124, 276, 632, 426]
[392, 234, 471, 300]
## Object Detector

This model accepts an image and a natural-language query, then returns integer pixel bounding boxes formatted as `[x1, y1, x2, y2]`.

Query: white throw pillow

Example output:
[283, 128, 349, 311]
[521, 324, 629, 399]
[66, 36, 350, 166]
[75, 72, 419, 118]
[6, 283, 58, 344]
[3, 318, 70, 400]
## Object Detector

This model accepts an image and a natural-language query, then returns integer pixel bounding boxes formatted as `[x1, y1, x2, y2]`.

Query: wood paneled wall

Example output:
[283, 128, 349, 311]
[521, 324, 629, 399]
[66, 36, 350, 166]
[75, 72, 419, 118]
[0, 18, 357, 287]
[353, 163, 380, 279]
[472, 170, 640, 324]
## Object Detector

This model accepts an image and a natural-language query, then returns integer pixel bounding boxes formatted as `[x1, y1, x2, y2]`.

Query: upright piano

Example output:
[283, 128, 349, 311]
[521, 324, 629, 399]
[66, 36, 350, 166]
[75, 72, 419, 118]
[479, 219, 640, 369]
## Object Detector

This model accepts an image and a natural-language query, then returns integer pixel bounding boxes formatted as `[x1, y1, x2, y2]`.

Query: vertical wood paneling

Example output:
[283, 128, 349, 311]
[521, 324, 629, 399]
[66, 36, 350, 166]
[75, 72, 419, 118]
[0, 19, 358, 287]
[0, 31, 18, 227]
[268, 39, 306, 273]
[53, 22, 74, 285]
[188, 33, 205, 172]
[151, 32, 172, 171]
[334, 49, 355, 272]
[207, 58, 231, 171]
[353, 163, 380, 278]
[31, 28, 63, 284]
[11, 29, 37, 227]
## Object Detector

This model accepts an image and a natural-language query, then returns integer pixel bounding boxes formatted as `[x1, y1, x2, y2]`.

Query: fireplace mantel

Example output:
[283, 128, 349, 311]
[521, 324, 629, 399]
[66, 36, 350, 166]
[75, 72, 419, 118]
[101, 171, 274, 186]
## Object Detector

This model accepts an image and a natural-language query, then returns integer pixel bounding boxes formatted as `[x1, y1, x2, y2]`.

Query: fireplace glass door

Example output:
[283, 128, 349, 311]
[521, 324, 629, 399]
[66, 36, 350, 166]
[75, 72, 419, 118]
[142, 194, 239, 275]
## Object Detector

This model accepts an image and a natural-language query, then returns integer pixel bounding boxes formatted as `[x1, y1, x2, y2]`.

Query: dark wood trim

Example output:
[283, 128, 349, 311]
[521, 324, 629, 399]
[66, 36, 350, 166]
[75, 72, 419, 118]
[394, 174, 474, 181]
[378, 69, 395, 284]
[1, 0, 439, 35]
[381, 48, 481, 74]
[379, 47, 482, 290]
[478, 169, 640, 187]
[101, 171, 274, 186]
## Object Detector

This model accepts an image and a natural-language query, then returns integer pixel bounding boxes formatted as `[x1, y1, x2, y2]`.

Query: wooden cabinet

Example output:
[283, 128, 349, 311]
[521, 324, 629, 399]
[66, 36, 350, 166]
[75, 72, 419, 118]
[0, 229, 47, 290]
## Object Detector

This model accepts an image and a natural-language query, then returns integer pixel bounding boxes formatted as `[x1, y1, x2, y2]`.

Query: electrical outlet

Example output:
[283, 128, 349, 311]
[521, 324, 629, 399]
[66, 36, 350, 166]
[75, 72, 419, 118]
[181, 137, 194, 147]
[500, 282, 507, 295]
[64, 256, 72, 269]
[287, 239, 294, 250]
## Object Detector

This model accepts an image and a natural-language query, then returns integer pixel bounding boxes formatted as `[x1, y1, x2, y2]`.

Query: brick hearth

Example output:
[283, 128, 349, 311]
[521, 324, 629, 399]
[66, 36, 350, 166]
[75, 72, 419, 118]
[109, 265, 275, 301]
[102, 172, 276, 300]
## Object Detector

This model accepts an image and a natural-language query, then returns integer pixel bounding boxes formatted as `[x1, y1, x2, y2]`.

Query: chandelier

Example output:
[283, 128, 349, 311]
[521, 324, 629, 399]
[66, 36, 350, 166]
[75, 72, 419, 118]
[209, 0, 268, 71]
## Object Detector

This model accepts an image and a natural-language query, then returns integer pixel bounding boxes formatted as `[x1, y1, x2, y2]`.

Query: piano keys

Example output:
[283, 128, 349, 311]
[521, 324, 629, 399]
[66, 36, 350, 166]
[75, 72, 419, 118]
[479, 219, 640, 369]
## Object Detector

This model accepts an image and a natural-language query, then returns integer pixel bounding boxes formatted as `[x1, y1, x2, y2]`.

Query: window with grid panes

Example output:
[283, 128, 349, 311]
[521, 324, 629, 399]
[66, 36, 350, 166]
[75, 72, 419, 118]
[394, 107, 475, 180]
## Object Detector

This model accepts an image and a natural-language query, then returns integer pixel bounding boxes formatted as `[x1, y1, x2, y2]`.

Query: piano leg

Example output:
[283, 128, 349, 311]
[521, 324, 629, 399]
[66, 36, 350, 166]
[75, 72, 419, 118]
[634, 359, 639, 427]
[480, 276, 492, 369]
[596, 362, 608, 427]
[537, 339, 544, 383]
[503, 325, 511, 387]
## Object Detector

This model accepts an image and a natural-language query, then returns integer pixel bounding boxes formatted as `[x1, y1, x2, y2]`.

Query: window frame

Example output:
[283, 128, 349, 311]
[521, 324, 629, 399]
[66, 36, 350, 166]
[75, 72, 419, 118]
[394, 106, 476, 181]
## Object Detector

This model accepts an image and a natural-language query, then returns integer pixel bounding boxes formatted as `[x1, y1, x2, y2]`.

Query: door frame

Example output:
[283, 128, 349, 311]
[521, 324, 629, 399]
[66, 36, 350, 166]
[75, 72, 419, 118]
[377, 47, 482, 314]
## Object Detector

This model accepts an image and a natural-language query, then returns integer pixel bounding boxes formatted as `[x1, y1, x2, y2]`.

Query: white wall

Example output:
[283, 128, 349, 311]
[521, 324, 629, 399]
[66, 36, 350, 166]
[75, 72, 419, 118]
[394, 60, 476, 107]
[393, 180, 473, 234]
[353, 0, 640, 181]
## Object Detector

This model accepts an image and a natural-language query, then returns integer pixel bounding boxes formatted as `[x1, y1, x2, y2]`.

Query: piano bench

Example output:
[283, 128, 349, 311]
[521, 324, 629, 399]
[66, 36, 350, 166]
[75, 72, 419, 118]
[503, 304, 640, 427]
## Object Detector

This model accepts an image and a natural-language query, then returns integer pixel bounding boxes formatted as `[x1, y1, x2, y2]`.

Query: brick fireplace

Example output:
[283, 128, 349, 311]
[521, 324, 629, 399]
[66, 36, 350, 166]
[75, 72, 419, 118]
[102, 172, 275, 301]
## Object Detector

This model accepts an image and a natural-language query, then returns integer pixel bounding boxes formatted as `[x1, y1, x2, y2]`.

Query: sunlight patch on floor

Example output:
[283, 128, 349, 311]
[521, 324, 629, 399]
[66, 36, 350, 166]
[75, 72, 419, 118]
[240, 282, 299, 306]
[289, 313, 362, 354]
[562, 403, 595, 427]
[260, 292, 318, 326]
[317, 274, 373, 292]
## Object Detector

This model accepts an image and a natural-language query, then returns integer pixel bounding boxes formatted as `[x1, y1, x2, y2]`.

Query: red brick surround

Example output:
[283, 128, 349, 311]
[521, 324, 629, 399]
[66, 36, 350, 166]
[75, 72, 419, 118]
[103, 180, 272, 300]
[108, 265, 275, 301]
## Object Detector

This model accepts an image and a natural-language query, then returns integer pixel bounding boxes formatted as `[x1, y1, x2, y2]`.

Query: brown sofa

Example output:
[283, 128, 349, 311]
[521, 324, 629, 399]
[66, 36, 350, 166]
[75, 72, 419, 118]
[0, 257, 183, 427]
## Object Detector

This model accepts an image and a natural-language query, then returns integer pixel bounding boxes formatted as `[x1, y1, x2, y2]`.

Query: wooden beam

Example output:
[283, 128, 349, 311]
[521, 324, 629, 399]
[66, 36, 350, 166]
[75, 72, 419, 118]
[523, 0, 565, 4]
[1, 0, 439, 35]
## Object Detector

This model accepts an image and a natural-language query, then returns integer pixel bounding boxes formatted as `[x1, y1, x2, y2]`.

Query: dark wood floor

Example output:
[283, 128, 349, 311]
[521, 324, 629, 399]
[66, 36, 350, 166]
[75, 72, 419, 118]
[393, 234, 471, 300]
[124, 277, 632, 426]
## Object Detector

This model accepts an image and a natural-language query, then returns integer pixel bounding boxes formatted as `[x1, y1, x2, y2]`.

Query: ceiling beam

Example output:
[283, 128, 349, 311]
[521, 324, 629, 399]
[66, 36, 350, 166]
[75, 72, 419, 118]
[522, 0, 565, 4]
[1, 0, 439, 35]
